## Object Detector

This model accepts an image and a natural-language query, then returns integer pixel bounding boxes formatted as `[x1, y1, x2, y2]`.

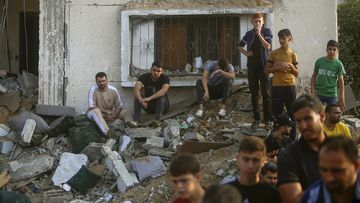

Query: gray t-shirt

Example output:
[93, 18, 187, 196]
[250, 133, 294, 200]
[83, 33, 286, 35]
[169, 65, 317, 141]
[203, 60, 234, 86]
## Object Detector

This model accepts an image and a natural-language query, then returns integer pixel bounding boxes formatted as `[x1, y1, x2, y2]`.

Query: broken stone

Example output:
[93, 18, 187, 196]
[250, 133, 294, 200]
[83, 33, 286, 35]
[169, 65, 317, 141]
[183, 132, 205, 141]
[143, 136, 164, 150]
[9, 154, 55, 182]
[0, 140, 14, 154]
[35, 104, 76, 117]
[223, 132, 245, 142]
[148, 148, 175, 160]
[0, 91, 20, 113]
[177, 141, 233, 154]
[113, 160, 134, 193]
[9, 111, 51, 133]
[130, 173, 140, 185]
[42, 189, 73, 203]
[131, 156, 166, 181]
[52, 152, 88, 186]
[119, 135, 131, 152]
[17, 70, 38, 97]
[21, 119, 36, 143]
[0, 84, 7, 93]
[0, 171, 11, 188]
[0, 124, 10, 136]
[109, 119, 125, 132]
[81, 143, 104, 162]
[253, 128, 268, 137]
[342, 116, 360, 129]
[125, 127, 161, 139]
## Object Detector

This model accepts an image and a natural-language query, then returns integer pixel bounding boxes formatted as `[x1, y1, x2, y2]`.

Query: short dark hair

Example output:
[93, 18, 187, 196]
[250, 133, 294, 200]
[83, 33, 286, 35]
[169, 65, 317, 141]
[203, 184, 242, 203]
[320, 136, 358, 163]
[151, 60, 162, 68]
[238, 137, 266, 154]
[260, 162, 278, 176]
[325, 103, 340, 113]
[169, 153, 200, 177]
[218, 58, 229, 71]
[327, 40, 338, 48]
[292, 94, 324, 114]
[95, 72, 107, 79]
[278, 29, 292, 39]
[252, 13, 264, 20]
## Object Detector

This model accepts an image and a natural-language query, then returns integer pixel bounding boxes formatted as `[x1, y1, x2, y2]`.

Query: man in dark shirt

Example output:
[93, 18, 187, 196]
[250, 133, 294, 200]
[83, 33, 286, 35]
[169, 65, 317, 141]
[133, 61, 170, 124]
[228, 136, 281, 203]
[278, 94, 326, 203]
[239, 13, 272, 129]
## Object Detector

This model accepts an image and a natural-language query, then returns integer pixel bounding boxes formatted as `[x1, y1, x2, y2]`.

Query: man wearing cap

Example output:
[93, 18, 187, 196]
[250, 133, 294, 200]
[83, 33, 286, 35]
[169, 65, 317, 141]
[264, 114, 293, 159]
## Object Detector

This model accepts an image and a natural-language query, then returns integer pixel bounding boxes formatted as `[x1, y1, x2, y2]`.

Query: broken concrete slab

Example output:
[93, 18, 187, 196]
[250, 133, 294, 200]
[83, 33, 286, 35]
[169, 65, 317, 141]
[119, 135, 131, 152]
[17, 70, 38, 97]
[177, 141, 233, 154]
[42, 189, 73, 203]
[148, 148, 176, 160]
[342, 116, 360, 129]
[131, 156, 166, 181]
[143, 136, 164, 150]
[35, 104, 76, 117]
[81, 143, 103, 162]
[9, 154, 55, 182]
[9, 111, 51, 133]
[0, 84, 7, 93]
[183, 132, 205, 141]
[21, 119, 36, 143]
[344, 84, 358, 111]
[253, 128, 269, 137]
[125, 127, 161, 139]
[223, 132, 245, 142]
[52, 152, 88, 187]
[0, 124, 10, 136]
[0, 140, 14, 154]
[0, 92, 20, 113]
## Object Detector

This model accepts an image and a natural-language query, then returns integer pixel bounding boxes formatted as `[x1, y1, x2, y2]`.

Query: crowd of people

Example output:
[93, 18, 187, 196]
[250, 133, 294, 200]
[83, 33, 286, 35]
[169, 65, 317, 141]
[85, 12, 355, 203]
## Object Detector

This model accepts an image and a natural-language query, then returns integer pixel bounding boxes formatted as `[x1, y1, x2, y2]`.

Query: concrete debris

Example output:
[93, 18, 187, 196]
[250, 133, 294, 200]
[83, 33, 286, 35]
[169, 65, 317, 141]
[0, 140, 14, 154]
[183, 132, 205, 141]
[81, 142, 104, 162]
[9, 154, 55, 182]
[0, 171, 11, 188]
[131, 156, 166, 182]
[223, 133, 244, 142]
[20, 119, 36, 143]
[148, 148, 176, 160]
[342, 116, 360, 129]
[9, 111, 51, 133]
[43, 189, 73, 203]
[177, 141, 233, 154]
[35, 104, 76, 117]
[125, 127, 161, 139]
[0, 124, 11, 136]
[143, 136, 164, 150]
[17, 70, 38, 97]
[70, 200, 92, 203]
[0, 84, 7, 93]
[129, 173, 140, 185]
[119, 135, 131, 152]
[253, 128, 269, 137]
[0, 91, 21, 113]
[52, 152, 88, 187]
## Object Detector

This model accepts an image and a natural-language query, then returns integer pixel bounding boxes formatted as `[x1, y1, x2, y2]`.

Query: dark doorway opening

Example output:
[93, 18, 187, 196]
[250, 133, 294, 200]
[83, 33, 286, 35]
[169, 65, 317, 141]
[19, 12, 39, 76]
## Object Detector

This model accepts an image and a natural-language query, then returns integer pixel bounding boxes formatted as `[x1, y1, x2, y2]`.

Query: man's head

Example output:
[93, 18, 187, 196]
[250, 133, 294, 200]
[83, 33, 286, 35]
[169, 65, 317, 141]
[203, 184, 242, 203]
[292, 94, 325, 142]
[278, 29, 292, 48]
[260, 162, 278, 186]
[319, 137, 359, 194]
[169, 153, 201, 199]
[325, 104, 342, 124]
[236, 137, 266, 178]
[217, 58, 229, 71]
[251, 13, 264, 29]
[326, 40, 339, 60]
[95, 72, 108, 90]
[273, 114, 292, 137]
[151, 60, 163, 81]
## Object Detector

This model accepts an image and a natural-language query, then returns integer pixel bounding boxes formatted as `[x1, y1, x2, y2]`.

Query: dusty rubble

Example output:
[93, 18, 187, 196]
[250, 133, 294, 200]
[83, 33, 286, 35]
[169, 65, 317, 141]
[0, 71, 360, 203]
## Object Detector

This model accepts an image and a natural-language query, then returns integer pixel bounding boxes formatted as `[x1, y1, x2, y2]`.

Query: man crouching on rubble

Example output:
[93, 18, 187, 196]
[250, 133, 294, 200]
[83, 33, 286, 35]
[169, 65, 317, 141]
[169, 153, 205, 203]
[87, 72, 137, 137]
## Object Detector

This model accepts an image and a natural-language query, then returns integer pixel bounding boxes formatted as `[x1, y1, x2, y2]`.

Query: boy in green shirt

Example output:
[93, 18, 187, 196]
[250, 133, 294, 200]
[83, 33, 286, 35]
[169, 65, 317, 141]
[311, 40, 346, 110]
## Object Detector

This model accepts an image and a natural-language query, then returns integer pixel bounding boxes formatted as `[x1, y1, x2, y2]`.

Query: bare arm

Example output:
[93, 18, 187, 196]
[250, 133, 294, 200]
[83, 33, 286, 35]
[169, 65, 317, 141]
[210, 69, 235, 80]
[239, 47, 253, 57]
[144, 84, 170, 101]
[134, 81, 144, 102]
[255, 28, 271, 50]
[338, 75, 345, 111]
[288, 63, 299, 77]
[278, 183, 303, 203]
[310, 72, 317, 95]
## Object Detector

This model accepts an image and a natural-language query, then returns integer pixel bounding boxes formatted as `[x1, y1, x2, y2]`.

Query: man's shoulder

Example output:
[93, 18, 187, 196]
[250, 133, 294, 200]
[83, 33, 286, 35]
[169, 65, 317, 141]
[301, 180, 323, 203]
[278, 140, 302, 159]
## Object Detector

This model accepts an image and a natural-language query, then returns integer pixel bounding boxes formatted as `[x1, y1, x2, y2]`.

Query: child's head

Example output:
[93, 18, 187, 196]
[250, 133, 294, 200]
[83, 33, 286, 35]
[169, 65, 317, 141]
[251, 13, 264, 29]
[203, 184, 242, 203]
[236, 137, 266, 177]
[169, 153, 201, 199]
[278, 29, 292, 47]
[326, 40, 339, 59]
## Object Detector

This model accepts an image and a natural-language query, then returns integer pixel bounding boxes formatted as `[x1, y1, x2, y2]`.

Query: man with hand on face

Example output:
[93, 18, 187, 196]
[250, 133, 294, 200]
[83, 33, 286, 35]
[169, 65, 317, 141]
[133, 61, 170, 125]
[87, 72, 137, 137]
[301, 137, 360, 203]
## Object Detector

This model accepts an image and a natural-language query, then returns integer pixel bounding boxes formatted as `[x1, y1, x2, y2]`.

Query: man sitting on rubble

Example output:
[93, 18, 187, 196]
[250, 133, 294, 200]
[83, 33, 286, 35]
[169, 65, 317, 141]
[195, 58, 235, 118]
[87, 72, 137, 137]
[228, 136, 281, 203]
[133, 61, 170, 126]
[169, 153, 205, 203]
[323, 103, 351, 138]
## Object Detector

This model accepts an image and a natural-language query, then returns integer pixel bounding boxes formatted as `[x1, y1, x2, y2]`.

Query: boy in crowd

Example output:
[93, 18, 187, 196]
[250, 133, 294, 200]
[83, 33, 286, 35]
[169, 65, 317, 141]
[323, 103, 351, 138]
[228, 136, 281, 203]
[195, 58, 235, 118]
[264, 29, 298, 126]
[311, 40, 346, 110]
[239, 13, 272, 129]
[169, 154, 205, 203]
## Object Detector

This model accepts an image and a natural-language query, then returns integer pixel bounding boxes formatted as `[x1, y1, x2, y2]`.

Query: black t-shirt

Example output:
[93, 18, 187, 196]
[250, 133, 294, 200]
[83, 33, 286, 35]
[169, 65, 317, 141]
[138, 73, 170, 97]
[277, 137, 320, 190]
[248, 34, 262, 66]
[228, 180, 281, 203]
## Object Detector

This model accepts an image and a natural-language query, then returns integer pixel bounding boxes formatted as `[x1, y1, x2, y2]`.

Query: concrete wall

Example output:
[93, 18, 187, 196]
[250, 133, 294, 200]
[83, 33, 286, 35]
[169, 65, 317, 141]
[38, 0, 338, 113]
[0, 0, 39, 73]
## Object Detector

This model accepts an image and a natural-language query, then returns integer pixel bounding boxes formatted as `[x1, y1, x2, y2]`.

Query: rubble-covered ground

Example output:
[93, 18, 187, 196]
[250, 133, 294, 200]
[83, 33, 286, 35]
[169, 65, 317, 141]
[0, 71, 359, 203]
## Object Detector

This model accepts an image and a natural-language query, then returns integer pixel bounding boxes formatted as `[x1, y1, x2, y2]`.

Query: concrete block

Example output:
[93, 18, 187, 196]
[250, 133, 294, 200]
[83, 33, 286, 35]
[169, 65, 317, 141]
[142, 136, 164, 150]
[80, 143, 103, 162]
[183, 132, 205, 141]
[130, 173, 139, 185]
[0, 124, 11, 136]
[125, 127, 161, 139]
[21, 119, 36, 143]
[0, 84, 7, 93]
[35, 104, 76, 117]
[9, 154, 55, 182]
[148, 148, 176, 160]
[43, 189, 73, 203]
[119, 135, 131, 152]
[113, 159, 134, 193]
[0, 140, 14, 154]
[131, 156, 166, 181]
